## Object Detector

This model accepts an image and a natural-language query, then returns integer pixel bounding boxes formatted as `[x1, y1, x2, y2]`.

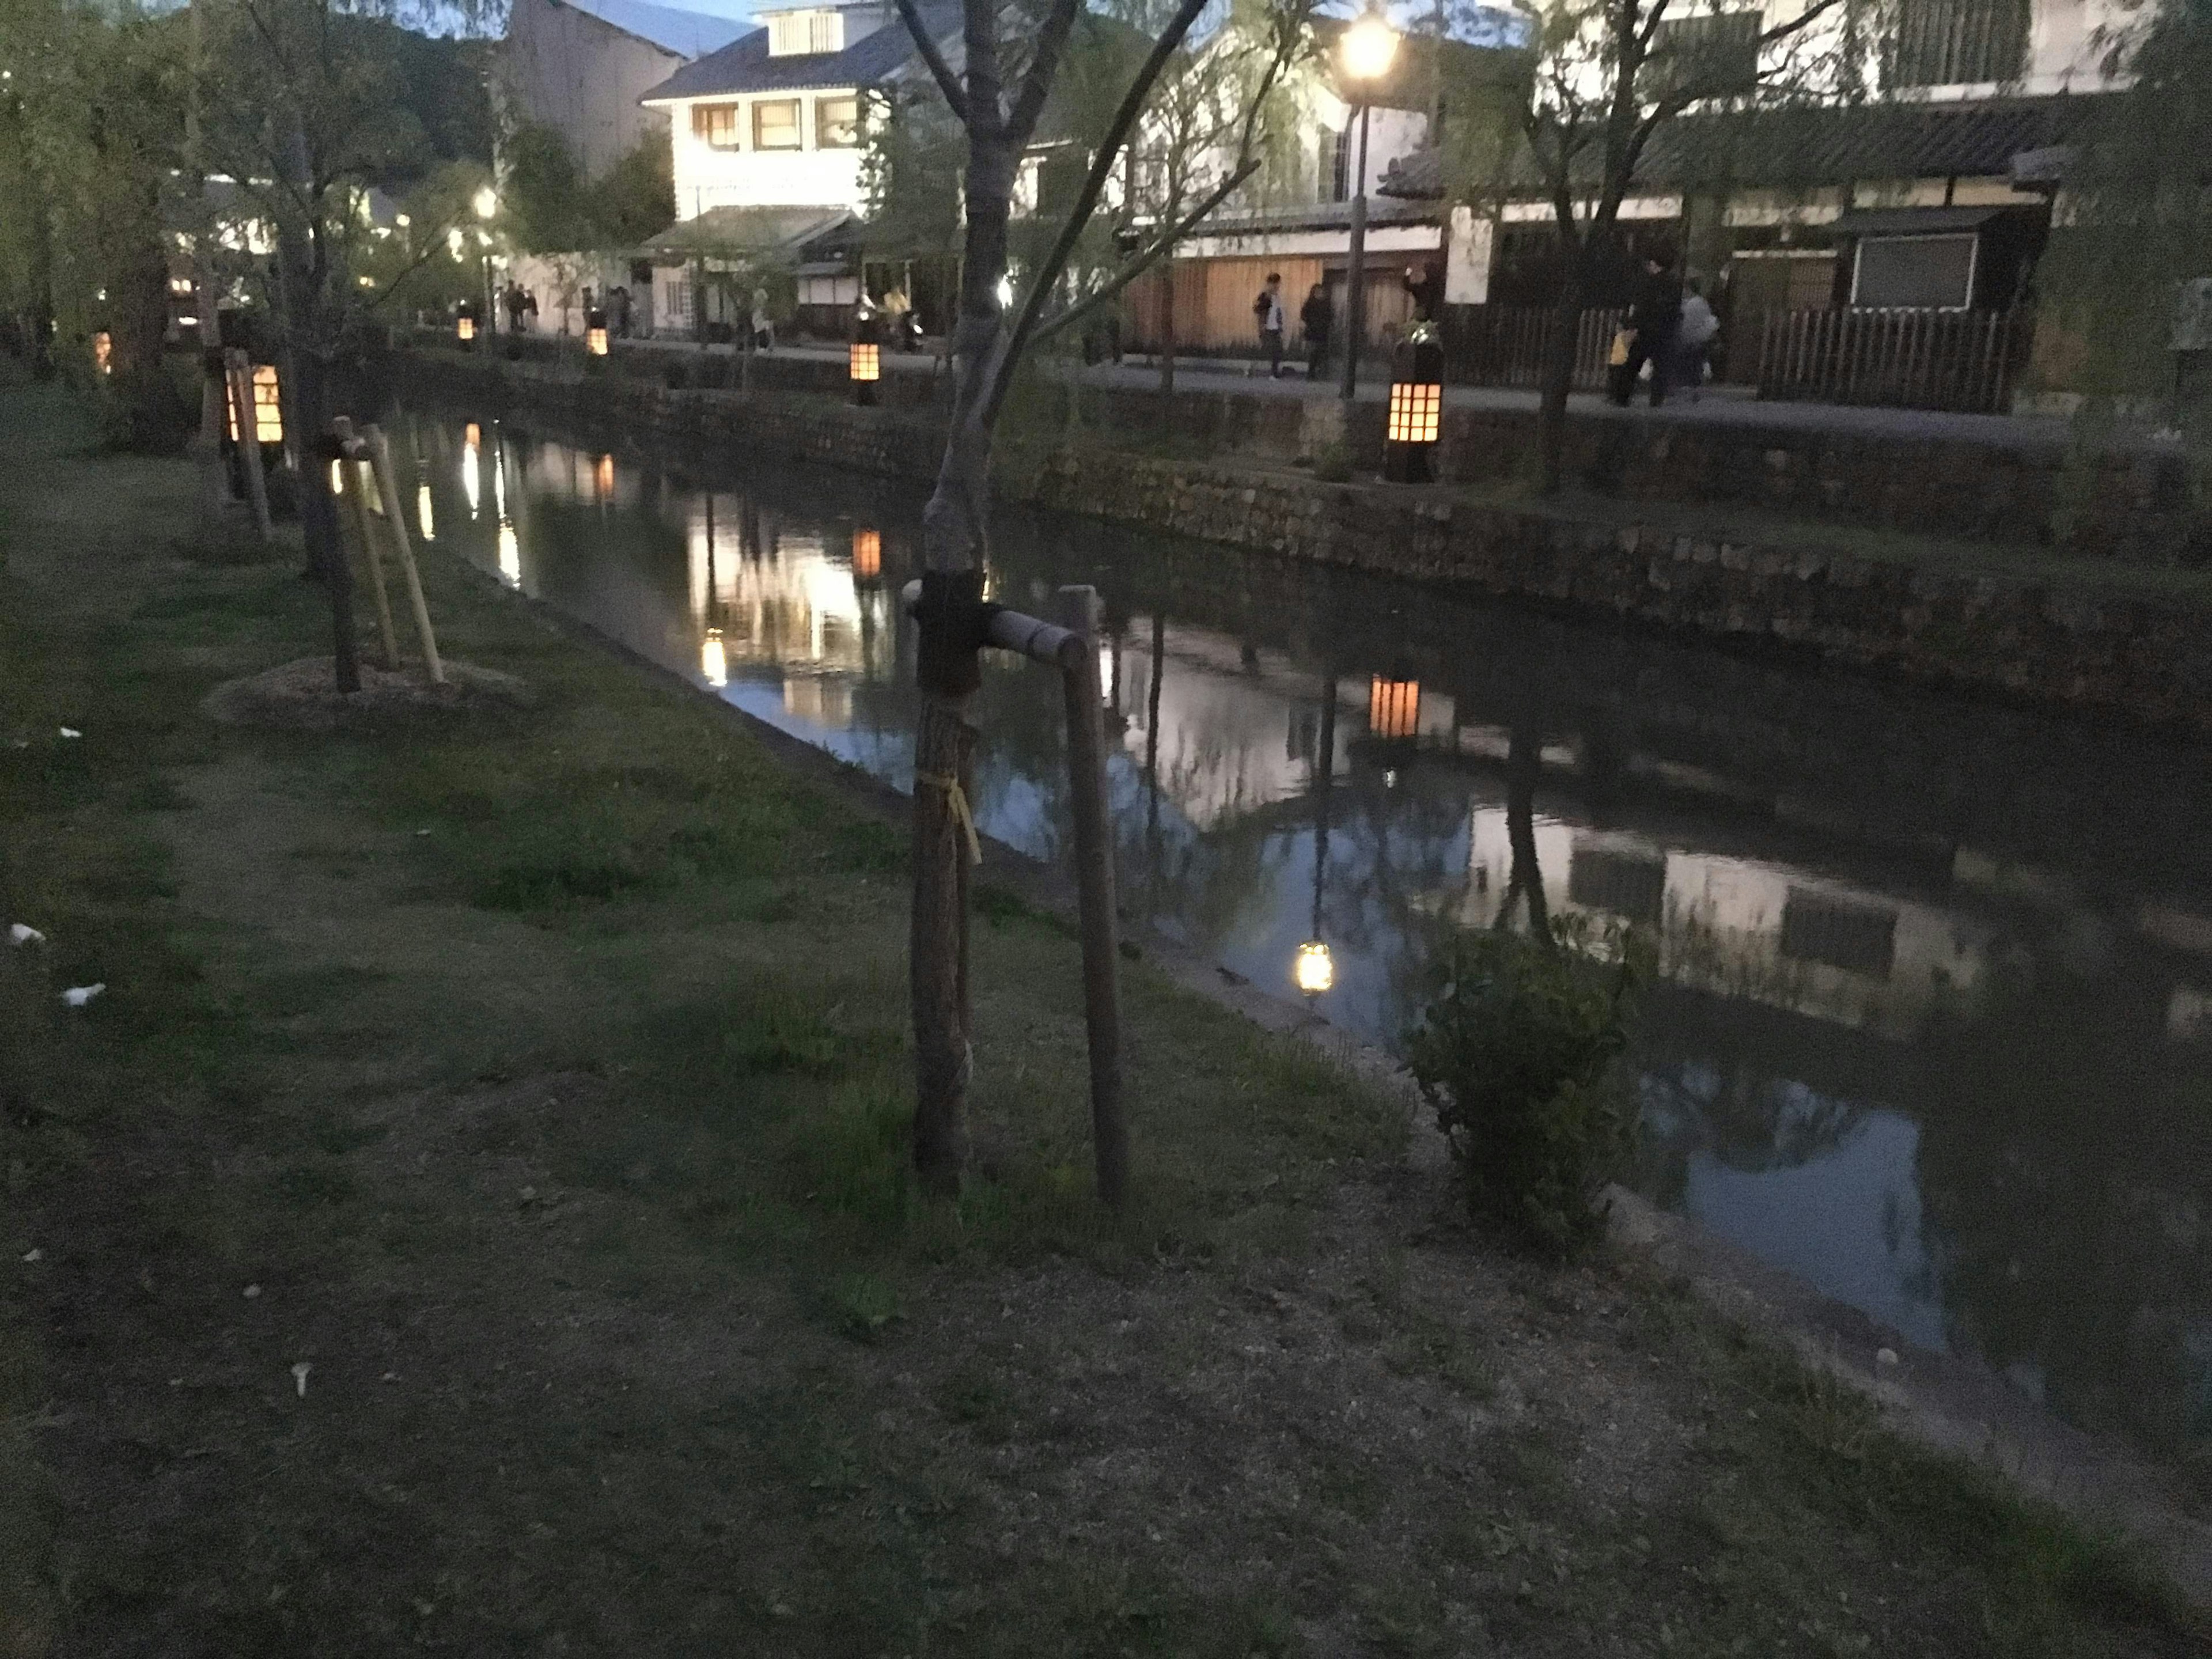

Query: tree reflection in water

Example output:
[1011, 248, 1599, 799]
[392, 405, 2212, 1471]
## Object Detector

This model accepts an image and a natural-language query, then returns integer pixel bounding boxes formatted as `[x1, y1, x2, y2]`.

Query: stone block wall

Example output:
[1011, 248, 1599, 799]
[391, 345, 2212, 729]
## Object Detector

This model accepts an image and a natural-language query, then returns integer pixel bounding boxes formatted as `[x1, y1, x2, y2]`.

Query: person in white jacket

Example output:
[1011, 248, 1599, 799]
[1675, 278, 1720, 399]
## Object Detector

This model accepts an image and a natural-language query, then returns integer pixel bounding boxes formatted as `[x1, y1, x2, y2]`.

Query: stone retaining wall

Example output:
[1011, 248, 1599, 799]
[392, 347, 2212, 730]
[453, 328, 2206, 563]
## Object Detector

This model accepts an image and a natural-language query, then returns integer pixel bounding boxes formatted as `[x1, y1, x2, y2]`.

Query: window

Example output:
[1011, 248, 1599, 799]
[1852, 234, 1977, 309]
[753, 99, 803, 150]
[1886, 0, 2029, 87]
[766, 7, 843, 55]
[692, 102, 741, 148]
[1649, 11, 1761, 97]
[1779, 889, 1898, 977]
[1317, 130, 1346, 203]
[817, 95, 860, 148]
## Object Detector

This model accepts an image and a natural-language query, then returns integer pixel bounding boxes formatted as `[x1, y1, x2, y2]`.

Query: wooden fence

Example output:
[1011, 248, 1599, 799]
[1754, 307, 2029, 414]
[1438, 306, 1627, 392]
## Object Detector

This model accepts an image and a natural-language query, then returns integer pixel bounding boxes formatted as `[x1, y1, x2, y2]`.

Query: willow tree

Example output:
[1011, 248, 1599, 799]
[887, 0, 1310, 1194]
[1448, 0, 1849, 493]
[2040, 0, 2212, 502]
[187, 0, 488, 688]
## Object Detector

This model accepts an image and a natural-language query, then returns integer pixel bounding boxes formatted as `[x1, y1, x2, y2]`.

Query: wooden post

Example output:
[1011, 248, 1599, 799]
[330, 418, 399, 671]
[224, 350, 271, 541]
[1056, 585, 1128, 1209]
[364, 425, 446, 684]
[910, 569, 985, 1198]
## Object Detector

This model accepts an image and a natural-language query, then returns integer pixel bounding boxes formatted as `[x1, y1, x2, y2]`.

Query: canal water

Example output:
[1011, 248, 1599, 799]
[387, 401, 2211, 1472]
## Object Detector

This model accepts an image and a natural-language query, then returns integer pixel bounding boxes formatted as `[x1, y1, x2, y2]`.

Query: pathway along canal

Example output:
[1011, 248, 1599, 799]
[390, 402, 2212, 1479]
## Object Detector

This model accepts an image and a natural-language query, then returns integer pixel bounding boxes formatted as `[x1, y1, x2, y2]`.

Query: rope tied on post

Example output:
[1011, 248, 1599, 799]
[914, 768, 982, 866]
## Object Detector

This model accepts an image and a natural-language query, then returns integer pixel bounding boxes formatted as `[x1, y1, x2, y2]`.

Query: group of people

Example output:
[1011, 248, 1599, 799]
[498, 282, 641, 340]
[1609, 248, 1719, 408]
[1249, 249, 1721, 406]
[1253, 266, 1436, 381]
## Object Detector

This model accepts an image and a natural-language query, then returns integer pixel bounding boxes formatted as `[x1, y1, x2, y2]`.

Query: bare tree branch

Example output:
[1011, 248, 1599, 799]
[1005, 0, 1081, 149]
[1031, 156, 1262, 346]
[978, 0, 1227, 423]
[892, 0, 968, 122]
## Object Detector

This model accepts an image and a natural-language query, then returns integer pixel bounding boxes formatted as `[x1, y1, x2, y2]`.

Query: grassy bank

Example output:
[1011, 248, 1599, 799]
[1, 380, 2202, 1657]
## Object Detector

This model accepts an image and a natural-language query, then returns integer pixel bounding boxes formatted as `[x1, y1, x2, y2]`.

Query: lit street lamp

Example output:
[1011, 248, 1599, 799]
[473, 188, 498, 336]
[1338, 9, 1399, 404]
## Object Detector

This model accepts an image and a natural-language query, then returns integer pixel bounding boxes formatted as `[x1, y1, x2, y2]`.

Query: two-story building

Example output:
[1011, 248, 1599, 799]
[1376, 0, 2130, 402]
[637, 1, 965, 338]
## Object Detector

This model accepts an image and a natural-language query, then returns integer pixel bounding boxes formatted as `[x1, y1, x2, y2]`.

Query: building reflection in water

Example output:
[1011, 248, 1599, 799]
[391, 412, 2212, 1466]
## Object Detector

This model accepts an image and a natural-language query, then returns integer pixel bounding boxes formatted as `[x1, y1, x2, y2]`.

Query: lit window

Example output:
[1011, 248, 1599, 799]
[817, 95, 860, 148]
[753, 100, 802, 150]
[692, 103, 741, 148]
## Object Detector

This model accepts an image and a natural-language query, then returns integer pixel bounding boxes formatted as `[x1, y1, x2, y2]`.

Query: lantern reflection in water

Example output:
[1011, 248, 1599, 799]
[462, 425, 482, 518]
[497, 521, 520, 587]
[1294, 940, 1335, 997]
[851, 527, 881, 580]
[701, 627, 728, 687]
[1368, 674, 1419, 741]
[594, 453, 615, 501]
[417, 482, 435, 541]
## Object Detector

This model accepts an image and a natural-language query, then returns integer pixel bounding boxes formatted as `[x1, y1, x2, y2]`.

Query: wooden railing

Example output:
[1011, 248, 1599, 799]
[1438, 306, 1627, 392]
[1755, 307, 2029, 414]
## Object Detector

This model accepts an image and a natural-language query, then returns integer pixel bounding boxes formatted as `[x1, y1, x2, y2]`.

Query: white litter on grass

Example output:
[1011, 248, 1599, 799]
[243, 1283, 262, 1299]
[1876, 1347, 1900, 1368]
[9, 923, 44, 946]
[58, 727, 81, 739]
[291, 1362, 312, 1398]
[60, 984, 104, 1008]
[21, 1248, 41, 1263]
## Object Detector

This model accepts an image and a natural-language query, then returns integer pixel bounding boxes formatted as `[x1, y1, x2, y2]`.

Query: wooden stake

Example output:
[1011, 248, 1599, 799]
[363, 425, 445, 684]
[1056, 585, 1128, 1209]
[331, 418, 399, 671]
[224, 350, 271, 541]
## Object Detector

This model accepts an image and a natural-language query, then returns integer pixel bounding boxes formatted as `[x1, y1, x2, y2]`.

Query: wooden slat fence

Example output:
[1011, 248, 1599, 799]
[1438, 306, 1627, 392]
[1755, 307, 2030, 414]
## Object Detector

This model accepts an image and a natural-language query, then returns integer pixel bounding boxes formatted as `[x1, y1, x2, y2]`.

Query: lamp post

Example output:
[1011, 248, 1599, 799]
[473, 187, 498, 337]
[1338, 9, 1398, 403]
[850, 301, 882, 406]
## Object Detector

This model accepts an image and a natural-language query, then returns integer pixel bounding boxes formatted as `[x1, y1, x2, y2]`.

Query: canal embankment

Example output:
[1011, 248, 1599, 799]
[14, 375, 2210, 1647]
[392, 339, 2212, 732]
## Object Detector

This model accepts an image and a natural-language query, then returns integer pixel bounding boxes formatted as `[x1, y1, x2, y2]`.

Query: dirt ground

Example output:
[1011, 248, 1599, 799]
[2, 382, 2204, 1658]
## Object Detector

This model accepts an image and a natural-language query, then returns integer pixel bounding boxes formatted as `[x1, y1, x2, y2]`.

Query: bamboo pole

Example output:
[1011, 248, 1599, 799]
[224, 351, 272, 541]
[331, 418, 398, 669]
[363, 425, 445, 684]
[1056, 585, 1128, 1210]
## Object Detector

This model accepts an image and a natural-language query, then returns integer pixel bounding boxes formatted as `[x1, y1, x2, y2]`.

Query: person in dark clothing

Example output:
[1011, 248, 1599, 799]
[1300, 283, 1332, 379]
[502, 281, 527, 334]
[1612, 252, 1684, 407]
[1255, 272, 1286, 376]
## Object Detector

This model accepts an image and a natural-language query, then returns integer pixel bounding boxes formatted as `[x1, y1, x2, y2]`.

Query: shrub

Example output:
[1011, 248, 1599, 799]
[1403, 918, 1649, 1254]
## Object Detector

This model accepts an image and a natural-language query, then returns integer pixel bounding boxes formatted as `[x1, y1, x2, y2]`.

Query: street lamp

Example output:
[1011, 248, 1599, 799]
[850, 302, 882, 406]
[1338, 9, 1399, 404]
[473, 188, 498, 336]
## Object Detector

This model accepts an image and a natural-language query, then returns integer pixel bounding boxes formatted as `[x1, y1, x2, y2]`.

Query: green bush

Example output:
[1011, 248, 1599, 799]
[1404, 918, 1649, 1254]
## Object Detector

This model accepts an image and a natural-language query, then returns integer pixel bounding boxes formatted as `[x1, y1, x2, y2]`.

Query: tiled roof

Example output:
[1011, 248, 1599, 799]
[643, 2, 961, 100]
[556, 0, 751, 60]
[641, 203, 857, 259]
[1379, 93, 2113, 199]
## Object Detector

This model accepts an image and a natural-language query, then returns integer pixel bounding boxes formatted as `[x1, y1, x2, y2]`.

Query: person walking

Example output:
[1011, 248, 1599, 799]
[1674, 276, 1719, 400]
[1611, 250, 1684, 408]
[609, 285, 633, 339]
[1254, 272, 1286, 377]
[502, 281, 527, 335]
[1300, 282, 1332, 380]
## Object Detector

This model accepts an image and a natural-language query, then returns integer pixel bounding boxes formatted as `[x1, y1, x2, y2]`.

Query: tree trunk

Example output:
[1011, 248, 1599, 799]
[276, 120, 358, 695]
[907, 6, 1017, 1195]
[1535, 246, 1585, 497]
[1500, 719, 1550, 942]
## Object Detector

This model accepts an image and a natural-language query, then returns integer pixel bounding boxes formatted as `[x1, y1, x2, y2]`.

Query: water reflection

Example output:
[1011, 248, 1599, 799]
[391, 404, 2212, 1469]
